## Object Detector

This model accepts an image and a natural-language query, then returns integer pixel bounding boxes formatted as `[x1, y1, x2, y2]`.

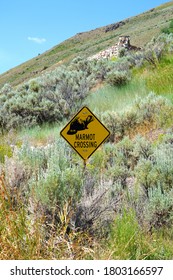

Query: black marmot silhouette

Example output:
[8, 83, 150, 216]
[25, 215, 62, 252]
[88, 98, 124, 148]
[67, 115, 94, 135]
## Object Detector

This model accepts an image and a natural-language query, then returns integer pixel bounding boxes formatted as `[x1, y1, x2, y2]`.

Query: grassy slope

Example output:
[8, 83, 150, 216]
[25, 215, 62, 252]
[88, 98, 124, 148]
[0, 1, 173, 88]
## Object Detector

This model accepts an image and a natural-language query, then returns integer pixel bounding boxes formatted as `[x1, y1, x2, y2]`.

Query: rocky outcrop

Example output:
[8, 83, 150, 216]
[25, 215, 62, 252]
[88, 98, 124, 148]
[88, 36, 141, 61]
[105, 21, 125, 32]
[88, 45, 119, 60]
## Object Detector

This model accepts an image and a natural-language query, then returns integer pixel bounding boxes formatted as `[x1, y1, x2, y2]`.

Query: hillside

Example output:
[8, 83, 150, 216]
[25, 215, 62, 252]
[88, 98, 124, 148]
[0, 1, 173, 261]
[0, 1, 173, 88]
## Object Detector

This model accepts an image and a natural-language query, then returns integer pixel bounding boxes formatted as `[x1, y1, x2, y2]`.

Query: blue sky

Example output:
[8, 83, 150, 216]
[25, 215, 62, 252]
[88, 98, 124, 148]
[0, 0, 169, 74]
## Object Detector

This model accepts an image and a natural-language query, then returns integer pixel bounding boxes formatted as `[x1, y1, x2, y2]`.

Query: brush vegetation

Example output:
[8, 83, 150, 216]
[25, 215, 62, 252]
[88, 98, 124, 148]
[0, 2, 173, 260]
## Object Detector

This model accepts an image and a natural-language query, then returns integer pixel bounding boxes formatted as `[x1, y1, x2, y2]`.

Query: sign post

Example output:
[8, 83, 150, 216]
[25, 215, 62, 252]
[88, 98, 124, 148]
[60, 106, 110, 162]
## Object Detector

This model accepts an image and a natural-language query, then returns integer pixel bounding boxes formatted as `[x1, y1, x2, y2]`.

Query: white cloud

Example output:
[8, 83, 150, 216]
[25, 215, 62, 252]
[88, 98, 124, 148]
[28, 36, 46, 44]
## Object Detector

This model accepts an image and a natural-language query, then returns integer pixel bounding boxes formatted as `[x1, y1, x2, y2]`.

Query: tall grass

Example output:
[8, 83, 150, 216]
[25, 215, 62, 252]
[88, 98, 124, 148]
[134, 54, 173, 103]
[85, 78, 148, 114]
[105, 209, 173, 260]
[146, 55, 173, 96]
[0, 174, 94, 260]
[18, 123, 66, 146]
[1, 188, 173, 260]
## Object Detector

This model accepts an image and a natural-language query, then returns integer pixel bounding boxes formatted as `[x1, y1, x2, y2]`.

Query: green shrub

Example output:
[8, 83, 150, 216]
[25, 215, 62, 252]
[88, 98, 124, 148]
[103, 136, 152, 189]
[29, 80, 40, 93]
[106, 70, 131, 86]
[128, 34, 172, 70]
[146, 186, 173, 229]
[132, 135, 153, 160]
[0, 83, 12, 94]
[134, 93, 173, 125]
[73, 169, 124, 236]
[153, 143, 173, 190]
[102, 93, 170, 141]
[92, 59, 111, 81]
[102, 111, 123, 141]
[0, 144, 13, 163]
[108, 208, 143, 259]
[118, 47, 126, 57]
[162, 19, 173, 34]
[19, 139, 83, 209]
[0, 58, 95, 131]
[134, 141, 173, 194]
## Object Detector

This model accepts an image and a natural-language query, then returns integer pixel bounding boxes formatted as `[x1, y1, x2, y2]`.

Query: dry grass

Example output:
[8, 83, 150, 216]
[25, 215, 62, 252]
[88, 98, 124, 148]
[128, 121, 157, 140]
[0, 173, 95, 260]
[1, 138, 173, 260]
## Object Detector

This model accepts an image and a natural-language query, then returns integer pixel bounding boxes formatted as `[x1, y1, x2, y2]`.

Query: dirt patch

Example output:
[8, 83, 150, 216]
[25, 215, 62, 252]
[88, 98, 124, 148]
[128, 121, 167, 142]
[90, 81, 104, 93]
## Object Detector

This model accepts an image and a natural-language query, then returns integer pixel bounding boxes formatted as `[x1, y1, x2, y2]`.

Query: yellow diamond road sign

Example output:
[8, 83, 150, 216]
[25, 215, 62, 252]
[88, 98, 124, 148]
[60, 106, 110, 160]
